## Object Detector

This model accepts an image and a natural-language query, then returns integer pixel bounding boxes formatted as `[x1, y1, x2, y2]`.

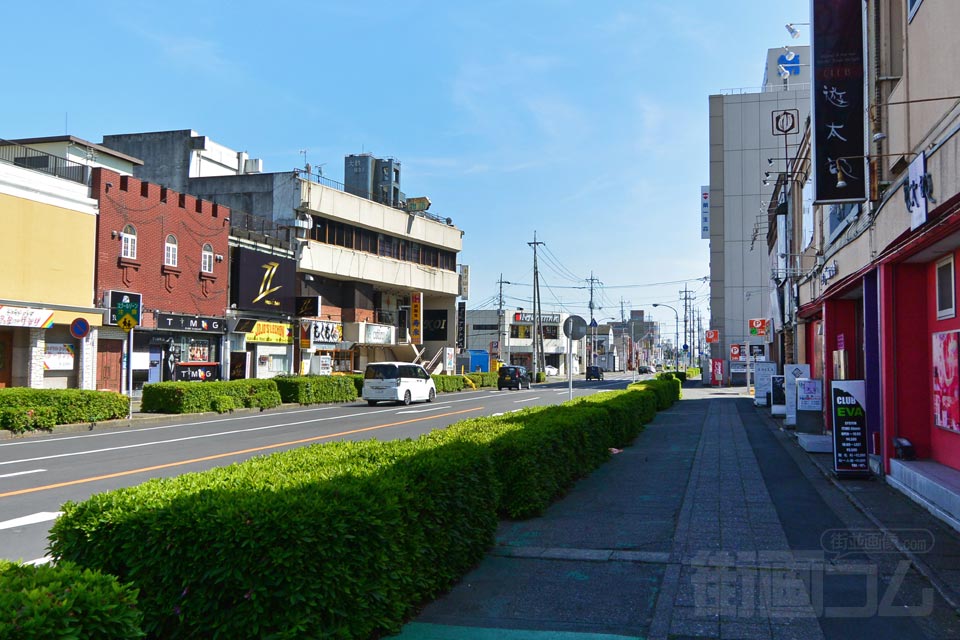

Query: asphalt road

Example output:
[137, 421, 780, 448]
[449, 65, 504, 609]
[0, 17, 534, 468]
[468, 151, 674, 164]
[0, 374, 641, 564]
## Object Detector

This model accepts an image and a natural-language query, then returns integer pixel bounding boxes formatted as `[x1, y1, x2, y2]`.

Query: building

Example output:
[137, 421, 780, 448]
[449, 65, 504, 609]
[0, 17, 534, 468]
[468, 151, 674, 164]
[0, 138, 118, 390]
[464, 309, 581, 375]
[101, 131, 464, 374]
[707, 47, 811, 383]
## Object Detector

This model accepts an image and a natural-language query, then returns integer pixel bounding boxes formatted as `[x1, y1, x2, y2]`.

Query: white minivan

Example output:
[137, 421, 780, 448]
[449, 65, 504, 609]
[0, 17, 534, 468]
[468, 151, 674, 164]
[362, 362, 437, 406]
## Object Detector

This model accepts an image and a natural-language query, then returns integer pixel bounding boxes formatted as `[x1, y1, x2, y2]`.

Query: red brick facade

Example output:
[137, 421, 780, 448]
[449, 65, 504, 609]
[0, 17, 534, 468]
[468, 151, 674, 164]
[92, 168, 230, 326]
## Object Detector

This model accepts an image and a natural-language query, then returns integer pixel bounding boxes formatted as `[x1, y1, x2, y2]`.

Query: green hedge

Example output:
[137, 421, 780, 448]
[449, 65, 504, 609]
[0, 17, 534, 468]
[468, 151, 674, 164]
[273, 375, 358, 404]
[49, 388, 659, 638]
[0, 560, 143, 639]
[0, 389, 128, 432]
[630, 377, 682, 410]
[464, 371, 498, 388]
[432, 374, 465, 393]
[139, 379, 282, 414]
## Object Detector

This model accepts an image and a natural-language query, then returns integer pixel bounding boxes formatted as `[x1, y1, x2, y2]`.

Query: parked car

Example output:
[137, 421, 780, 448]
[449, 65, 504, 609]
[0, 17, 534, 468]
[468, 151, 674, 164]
[637, 365, 654, 374]
[586, 365, 604, 381]
[362, 362, 436, 406]
[498, 365, 529, 390]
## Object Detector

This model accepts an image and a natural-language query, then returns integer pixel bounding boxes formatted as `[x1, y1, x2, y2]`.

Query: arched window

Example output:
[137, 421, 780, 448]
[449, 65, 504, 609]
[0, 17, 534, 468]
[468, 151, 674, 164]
[164, 234, 178, 267]
[121, 224, 137, 259]
[201, 243, 214, 273]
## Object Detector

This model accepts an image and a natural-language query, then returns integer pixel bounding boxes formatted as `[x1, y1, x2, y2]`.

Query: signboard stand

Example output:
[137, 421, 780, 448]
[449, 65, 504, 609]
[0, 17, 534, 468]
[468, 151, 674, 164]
[831, 380, 871, 478]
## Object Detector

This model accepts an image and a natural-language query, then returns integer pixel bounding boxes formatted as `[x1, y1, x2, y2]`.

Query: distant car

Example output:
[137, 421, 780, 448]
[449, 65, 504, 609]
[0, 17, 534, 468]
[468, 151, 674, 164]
[544, 365, 559, 376]
[498, 365, 528, 390]
[586, 365, 604, 381]
[362, 362, 436, 406]
[638, 365, 654, 374]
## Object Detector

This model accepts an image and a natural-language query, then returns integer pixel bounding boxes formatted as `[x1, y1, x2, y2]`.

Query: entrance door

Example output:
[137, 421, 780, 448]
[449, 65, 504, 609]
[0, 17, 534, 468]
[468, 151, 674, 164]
[0, 331, 12, 388]
[97, 339, 123, 392]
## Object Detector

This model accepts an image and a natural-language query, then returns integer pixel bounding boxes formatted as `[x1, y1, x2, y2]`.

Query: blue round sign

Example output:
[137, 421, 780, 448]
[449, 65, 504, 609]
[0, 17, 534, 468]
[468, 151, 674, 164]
[70, 317, 90, 340]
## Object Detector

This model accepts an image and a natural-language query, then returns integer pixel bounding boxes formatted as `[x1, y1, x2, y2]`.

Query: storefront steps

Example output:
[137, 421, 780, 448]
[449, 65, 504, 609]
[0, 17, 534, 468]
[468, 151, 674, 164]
[888, 458, 960, 535]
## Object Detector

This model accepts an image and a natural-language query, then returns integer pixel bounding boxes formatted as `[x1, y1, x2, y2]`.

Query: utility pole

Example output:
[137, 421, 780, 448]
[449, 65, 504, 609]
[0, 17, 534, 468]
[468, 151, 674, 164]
[497, 275, 509, 363]
[528, 233, 545, 379]
[586, 272, 601, 367]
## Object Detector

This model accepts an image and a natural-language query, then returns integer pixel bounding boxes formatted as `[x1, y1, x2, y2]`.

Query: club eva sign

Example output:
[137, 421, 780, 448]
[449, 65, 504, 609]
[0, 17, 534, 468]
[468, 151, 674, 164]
[831, 380, 870, 477]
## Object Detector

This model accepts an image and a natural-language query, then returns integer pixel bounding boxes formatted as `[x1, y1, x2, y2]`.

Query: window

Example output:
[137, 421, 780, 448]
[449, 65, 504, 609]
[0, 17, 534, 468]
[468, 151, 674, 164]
[201, 243, 214, 273]
[164, 235, 178, 267]
[937, 255, 955, 320]
[121, 224, 137, 259]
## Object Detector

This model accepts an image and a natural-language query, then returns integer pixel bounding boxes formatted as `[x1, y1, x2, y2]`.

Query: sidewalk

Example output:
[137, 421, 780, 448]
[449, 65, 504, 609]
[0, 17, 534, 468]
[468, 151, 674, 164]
[395, 384, 960, 640]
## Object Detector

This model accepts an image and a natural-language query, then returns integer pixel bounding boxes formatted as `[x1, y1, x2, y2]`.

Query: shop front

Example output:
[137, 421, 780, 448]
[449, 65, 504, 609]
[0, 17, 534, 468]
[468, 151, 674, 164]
[133, 313, 227, 384]
[299, 319, 351, 374]
[244, 320, 293, 379]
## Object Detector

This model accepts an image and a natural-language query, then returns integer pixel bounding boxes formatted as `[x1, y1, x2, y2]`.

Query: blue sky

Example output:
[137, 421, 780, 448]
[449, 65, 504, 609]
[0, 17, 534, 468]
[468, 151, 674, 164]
[2, 0, 809, 327]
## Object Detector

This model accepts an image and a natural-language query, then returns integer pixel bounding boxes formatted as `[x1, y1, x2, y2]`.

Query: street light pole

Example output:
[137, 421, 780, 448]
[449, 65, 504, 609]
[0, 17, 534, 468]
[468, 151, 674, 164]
[653, 303, 680, 372]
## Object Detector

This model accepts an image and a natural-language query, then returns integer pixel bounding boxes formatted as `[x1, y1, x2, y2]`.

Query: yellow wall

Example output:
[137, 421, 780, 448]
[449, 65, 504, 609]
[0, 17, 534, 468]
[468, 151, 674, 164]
[0, 193, 97, 309]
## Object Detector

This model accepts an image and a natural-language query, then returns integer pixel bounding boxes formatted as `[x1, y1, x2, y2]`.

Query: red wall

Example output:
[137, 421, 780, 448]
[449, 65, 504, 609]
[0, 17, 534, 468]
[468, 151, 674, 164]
[92, 168, 230, 326]
[926, 252, 960, 467]
[890, 263, 932, 457]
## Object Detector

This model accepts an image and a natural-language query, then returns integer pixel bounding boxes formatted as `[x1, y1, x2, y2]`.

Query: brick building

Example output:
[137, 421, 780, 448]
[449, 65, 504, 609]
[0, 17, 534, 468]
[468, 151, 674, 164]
[93, 168, 230, 391]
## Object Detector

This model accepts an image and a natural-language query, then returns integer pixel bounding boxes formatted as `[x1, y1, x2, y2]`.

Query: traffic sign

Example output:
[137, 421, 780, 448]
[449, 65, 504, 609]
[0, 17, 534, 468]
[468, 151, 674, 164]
[748, 318, 768, 336]
[682, 343, 689, 352]
[705, 329, 719, 343]
[563, 315, 588, 340]
[730, 344, 741, 360]
[69, 317, 90, 340]
[117, 315, 137, 332]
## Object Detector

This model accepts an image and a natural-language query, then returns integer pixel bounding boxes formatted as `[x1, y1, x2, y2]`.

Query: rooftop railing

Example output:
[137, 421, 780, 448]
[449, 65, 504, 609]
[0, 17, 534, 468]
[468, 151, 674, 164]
[0, 139, 89, 185]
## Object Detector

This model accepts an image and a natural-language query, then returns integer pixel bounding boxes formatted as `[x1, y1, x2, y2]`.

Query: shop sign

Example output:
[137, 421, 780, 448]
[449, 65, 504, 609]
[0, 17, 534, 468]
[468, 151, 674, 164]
[785, 364, 811, 426]
[364, 323, 394, 345]
[232, 247, 296, 314]
[0, 306, 54, 328]
[705, 330, 719, 343]
[831, 380, 870, 477]
[411, 292, 423, 345]
[43, 343, 75, 371]
[711, 358, 724, 385]
[246, 321, 292, 344]
[157, 313, 224, 333]
[754, 362, 778, 405]
[301, 320, 342, 348]
[424, 309, 448, 341]
[174, 363, 221, 382]
[457, 301, 466, 350]
[906, 153, 932, 231]
[513, 312, 561, 324]
[798, 378, 823, 411]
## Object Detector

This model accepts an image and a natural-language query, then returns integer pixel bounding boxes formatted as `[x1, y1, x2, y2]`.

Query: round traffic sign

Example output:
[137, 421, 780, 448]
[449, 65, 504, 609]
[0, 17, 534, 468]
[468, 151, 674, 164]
[69, 317, 90, 340]
[563, 315, 588, 340]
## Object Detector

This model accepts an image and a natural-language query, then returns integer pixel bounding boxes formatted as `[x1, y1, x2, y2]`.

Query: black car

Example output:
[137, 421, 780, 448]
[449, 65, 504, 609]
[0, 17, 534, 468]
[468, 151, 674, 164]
[498, 365, 528, 390]
[586, 365, 604, 381]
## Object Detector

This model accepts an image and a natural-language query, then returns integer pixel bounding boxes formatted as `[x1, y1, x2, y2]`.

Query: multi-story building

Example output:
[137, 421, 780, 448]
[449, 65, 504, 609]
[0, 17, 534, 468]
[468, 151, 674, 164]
[707, 47, 811, 383]
[0, 139, 117, 390]
[464, 309, 581, 375]
[101, 131, 464, 374]
[764, 1, 960, 529]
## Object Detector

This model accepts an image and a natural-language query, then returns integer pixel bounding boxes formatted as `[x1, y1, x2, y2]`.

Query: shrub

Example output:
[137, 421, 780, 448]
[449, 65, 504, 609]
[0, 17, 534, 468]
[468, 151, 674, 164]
[273, 375, 358, 405]
[631, 377, 681, 409]
[432, 374, 465, 393]
[535, 371, 546, 383]
[0, 389, 127, 432]
[0, 560, 144, 639]
[211, 395, 235, 414]
[140, 379, 281, 414]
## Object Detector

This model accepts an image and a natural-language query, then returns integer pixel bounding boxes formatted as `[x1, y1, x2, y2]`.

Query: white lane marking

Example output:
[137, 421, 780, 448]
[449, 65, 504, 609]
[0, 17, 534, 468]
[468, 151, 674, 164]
[396, 405, 452, 414]
[0, 469, 46, 479]
[0, 391, 496, 450]
[514, 397, 540, 404]
[0, 512, 61, 530]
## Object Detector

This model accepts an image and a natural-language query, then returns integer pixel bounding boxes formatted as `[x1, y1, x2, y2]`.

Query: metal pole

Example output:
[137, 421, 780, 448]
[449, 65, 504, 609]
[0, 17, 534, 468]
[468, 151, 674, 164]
[568, 334, 573, 401]
[127, 327, 134, 420]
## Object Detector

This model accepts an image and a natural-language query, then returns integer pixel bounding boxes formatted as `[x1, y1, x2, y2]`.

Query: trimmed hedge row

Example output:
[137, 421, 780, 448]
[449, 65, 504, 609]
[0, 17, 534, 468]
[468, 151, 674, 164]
[0, 560, 143, 639]
[139, 379, 281, 414]
[432, 374, 465, 393]
[630, 376, 682, 410]
[0, 389, 128, 433]
[50, 388, 658, 639]
[273, 375, 358, 404]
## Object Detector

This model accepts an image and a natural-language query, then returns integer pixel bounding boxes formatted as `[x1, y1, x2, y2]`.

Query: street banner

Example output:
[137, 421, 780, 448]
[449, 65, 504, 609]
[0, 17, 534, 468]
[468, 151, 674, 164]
[831, 380, 870, 477]
[711, 358, 724, 386]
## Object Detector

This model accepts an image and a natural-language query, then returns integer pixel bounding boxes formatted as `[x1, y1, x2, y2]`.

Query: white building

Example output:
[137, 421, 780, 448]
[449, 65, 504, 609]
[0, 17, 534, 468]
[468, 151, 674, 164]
[464, 309, 582, 375]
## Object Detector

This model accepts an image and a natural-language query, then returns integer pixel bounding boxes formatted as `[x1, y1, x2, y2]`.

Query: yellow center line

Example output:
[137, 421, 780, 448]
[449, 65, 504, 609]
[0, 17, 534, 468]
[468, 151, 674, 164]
[0, 407, 483, 499]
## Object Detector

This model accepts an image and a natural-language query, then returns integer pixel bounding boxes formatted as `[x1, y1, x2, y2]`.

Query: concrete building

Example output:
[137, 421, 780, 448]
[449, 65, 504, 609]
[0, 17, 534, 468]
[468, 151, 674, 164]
[464, 309, 581, 375]
[0, 137, 139, 390]
[101, 131, 464, 374]
[707, 47, 810, 384]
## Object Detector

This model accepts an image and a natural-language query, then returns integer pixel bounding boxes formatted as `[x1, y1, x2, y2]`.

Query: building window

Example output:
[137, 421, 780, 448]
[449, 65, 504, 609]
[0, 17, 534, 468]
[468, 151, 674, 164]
[937, 255, 955, 320]
[121, 224, 137, 259]
[201, 243, 214, 273]
[164, 235, 178, 267]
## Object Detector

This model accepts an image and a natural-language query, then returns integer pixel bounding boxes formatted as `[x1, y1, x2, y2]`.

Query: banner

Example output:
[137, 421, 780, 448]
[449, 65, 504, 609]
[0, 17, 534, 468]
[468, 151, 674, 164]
[410, 293, 423, 345]
[711, 358, 724, 386]
[812, 0, 866, 204]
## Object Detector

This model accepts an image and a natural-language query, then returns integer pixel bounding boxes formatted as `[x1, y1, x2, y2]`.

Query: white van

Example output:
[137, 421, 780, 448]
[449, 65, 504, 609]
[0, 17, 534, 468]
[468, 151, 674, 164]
[362, 362, 437, 406]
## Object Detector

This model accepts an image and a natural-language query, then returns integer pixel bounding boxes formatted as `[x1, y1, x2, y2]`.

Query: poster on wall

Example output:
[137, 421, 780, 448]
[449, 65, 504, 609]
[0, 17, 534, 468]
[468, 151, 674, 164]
[933, 330, 960, 432]
[43, 343, 76, 371]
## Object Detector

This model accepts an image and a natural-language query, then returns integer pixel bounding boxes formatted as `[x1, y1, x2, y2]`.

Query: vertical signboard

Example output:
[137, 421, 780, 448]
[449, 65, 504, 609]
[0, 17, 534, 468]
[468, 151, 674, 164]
[812, 0, 866, 204]
[700, 186, 710, 239]
[785, 364, 811, 427]
[754, 362, 778, 406]
[907, 153, 929, 231]
[457, 301, 466, 350]
[711, 358, 724, 386]
[831, 380, 870, 477]
[410, 292, 423, 345]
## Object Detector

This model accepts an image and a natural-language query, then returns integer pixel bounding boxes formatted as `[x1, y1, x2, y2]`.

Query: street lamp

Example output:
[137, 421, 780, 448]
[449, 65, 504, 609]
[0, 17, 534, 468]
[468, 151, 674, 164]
[652, 303, 680, 372]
